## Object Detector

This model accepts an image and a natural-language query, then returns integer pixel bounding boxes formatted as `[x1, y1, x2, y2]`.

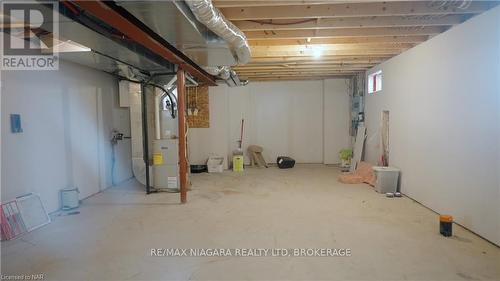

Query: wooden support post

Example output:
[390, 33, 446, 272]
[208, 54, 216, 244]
[177, 69, 188, 203]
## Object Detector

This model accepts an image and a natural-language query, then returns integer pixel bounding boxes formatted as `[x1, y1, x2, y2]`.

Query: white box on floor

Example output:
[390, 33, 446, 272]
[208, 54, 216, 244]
[373, 166, 400, 194]
[207, 156, 224, 173]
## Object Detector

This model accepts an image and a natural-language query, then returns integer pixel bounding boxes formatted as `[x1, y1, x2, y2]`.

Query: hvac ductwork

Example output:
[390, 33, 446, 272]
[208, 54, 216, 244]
[185, 0, 251, 65]
[203, 66, 231, 80]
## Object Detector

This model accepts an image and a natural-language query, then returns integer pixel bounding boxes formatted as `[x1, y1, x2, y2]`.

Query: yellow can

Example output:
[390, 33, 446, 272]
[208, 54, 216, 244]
[233, 155, 244, 172]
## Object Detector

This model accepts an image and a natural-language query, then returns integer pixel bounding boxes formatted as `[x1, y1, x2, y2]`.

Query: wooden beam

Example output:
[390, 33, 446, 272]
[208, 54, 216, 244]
[245, 60, 384, 67]
[214, 1, 345, 8]
[246, 75, 354, 81]
[238, 69, 368, 75]
[236, 63, 377, 70]
[251, 48, 405, 57]
[245, 26, 446, 39]
[177, 69, 188, 204]
[248, 35, 429, 46]
[236, 69, 374, 74]
[251, 42, 414, 52]
[215, 0, 476, 8]
[219, 1, 496, 20]
[242, 73, 360, 79]
[234, 14, 466, 31]
[240, 70, 363, 75]
[238, 71, 369, 76]
[249, 55, 391, 64]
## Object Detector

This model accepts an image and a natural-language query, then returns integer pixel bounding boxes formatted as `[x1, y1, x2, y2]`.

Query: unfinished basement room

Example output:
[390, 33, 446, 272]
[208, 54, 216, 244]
[1, 0, 499, 280]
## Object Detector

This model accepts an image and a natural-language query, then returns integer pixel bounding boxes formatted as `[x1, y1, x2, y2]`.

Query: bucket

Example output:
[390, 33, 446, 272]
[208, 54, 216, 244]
[232, 155, 244, 172]
[61, 188, 80, 210]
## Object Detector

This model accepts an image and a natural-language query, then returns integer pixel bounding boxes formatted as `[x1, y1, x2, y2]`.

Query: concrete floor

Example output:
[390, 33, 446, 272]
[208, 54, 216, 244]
[1, 165, 499, 281]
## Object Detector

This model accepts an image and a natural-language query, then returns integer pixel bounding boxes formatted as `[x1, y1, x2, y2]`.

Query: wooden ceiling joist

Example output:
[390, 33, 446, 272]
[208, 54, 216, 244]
[240, 68, 365, 73]
[213, 1, 350, 8]
[251, 49, 406, 58]
[245, 26, 446, 40]
[245, 61, 385, 67]
[249, 55, 392, 63]
[214, 0, 481, 8]
[241, 72, 361, 78]
[241, 68, 362, 73]
[245, 76, 354, 81]
[236, 63, 377, 69]
[212, 1, 499, 81]
[248, 35, 429, 46]
[251, 42, 414, 52]
[235, 14, 467, 31]
[219, 1, 495, 20]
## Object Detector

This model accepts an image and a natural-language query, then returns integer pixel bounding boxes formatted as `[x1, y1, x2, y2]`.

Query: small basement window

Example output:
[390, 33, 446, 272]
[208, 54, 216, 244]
[368, 70, 382, 94]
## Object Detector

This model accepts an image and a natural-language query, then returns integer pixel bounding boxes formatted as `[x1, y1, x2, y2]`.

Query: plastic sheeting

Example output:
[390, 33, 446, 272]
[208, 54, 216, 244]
[338, 161, 376, 186]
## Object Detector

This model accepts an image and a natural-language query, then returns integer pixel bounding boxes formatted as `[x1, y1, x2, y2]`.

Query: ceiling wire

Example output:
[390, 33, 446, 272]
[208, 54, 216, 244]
[248, 19, 316, 26]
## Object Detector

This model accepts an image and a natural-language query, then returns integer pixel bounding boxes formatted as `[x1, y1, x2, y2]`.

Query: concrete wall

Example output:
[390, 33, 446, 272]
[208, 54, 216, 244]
[365, 7, 500, 245]
[1, 60, 132, 213]
[188, 79, 350, 168]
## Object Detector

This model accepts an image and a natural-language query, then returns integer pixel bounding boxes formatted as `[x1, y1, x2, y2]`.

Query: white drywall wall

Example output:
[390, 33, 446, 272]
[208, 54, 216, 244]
[365, 7, 500, 245]
[188, 85, 230, 169]
[497, 7, 500, 247]
[250, 81, 324, 163]
[188, 79, 350, 166]
[323, 79, 351, 164]
[1, 60, 132, 212]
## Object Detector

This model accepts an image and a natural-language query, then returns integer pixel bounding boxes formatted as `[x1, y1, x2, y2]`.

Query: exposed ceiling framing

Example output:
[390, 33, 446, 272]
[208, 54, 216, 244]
[213, 0, 499, 81]
[72, 1, 217, 85]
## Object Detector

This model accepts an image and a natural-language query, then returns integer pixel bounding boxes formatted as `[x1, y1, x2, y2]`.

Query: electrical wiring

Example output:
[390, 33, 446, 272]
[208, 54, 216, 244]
[247, 19, 316, 26]
[149, 83, 177, 119]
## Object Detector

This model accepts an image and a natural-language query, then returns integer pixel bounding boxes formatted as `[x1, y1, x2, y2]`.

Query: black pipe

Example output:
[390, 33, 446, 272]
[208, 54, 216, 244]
[117, 77, 177, 119]
[141, 83, 151, 194]
[149, 83, 177, 119]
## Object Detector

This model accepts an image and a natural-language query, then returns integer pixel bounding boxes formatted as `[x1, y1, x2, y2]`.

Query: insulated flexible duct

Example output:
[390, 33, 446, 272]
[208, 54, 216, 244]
[185, 0, 251, 65]
[203, 66, 231, 80]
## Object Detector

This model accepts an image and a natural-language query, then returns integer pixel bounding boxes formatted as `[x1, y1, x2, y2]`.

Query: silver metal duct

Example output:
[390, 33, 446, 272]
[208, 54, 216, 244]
[203, 66, 231, 80]
[185, 0, 251, 65]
